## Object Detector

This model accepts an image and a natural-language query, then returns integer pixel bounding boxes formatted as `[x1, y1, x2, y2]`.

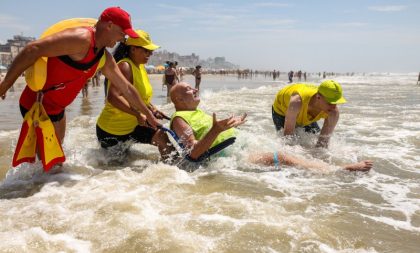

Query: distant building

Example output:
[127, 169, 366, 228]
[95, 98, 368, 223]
[148, 50, 238, 70]
[0, 35, 35, 67]
[214, 57, 225, 65]
[203, 56, 237, 69]
[178, 53, 199, 67]
[0, 52, 11, 68]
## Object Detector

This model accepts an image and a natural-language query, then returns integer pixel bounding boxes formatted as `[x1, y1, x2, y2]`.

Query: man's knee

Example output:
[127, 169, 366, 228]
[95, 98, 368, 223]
[152, 130, 169, 146]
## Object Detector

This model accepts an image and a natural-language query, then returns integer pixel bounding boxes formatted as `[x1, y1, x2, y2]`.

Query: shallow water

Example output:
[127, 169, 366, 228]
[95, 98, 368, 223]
[0, 73, 419, 252]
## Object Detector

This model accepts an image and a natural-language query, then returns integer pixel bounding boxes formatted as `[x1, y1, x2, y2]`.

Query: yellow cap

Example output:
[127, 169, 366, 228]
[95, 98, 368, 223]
[318, 80, 347, 104]
[125, 30, 160, 50]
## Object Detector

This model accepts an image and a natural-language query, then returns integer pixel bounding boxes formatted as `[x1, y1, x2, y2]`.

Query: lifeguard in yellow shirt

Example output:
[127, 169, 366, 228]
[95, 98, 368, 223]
[272, 80, 347, 148]
[96, 30, 174, 161]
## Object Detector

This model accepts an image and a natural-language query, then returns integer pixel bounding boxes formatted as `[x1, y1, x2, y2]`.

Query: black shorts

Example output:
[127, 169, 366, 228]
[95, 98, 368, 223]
[272, 106, 320, 134]
[19, 104, 65, 122]
[96, 124, 157, 149]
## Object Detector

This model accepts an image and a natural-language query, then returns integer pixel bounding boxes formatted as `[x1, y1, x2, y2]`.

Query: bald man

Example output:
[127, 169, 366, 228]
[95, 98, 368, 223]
[169, 82, 373, 172]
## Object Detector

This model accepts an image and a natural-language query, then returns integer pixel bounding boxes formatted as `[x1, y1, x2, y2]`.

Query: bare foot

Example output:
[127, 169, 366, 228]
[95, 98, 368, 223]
[343, 160, 373, 172]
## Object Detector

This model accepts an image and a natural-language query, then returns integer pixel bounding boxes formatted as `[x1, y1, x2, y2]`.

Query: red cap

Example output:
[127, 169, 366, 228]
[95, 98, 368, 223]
[100, 7, 139, 38]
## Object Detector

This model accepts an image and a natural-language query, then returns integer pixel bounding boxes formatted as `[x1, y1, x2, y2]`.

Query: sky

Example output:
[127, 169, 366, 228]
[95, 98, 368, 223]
[0, 0, 419, 72]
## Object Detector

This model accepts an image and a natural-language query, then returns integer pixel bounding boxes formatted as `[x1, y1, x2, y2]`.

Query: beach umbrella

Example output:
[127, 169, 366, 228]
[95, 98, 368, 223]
[0, 65, 7, 70]
[155, 65, 165, 71]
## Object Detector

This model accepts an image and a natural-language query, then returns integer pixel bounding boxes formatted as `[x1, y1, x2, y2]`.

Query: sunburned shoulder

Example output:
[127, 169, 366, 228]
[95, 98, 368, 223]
[26, 27, 92, 59]
[57, 27, 92, 52]
[43, 26, 91, 41]
[64, 27, 92, 43]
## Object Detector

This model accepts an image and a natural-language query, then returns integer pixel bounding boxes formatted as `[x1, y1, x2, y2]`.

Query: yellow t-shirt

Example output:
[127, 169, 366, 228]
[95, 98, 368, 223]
[272, 83, 328, 126]
[97, 58, 153, 135]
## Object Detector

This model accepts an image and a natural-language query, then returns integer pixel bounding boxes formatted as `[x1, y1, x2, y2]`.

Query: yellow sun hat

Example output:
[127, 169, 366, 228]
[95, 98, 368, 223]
[125, 30, 160, 50]
[318, 80, 347, 104]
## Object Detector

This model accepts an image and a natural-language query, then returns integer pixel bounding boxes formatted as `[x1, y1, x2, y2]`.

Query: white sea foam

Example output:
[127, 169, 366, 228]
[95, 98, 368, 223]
[0, 227, 92, 252]
[0, 73, 419, 252]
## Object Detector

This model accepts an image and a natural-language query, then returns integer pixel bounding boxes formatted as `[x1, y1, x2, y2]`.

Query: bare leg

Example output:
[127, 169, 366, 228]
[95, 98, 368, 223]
[249, 152, 373, 172]
[249, 152, 329, 173]
[166, 84, 173, 97]
[151, 129, 176, 161]
[53, 113, 66, 144]
[82, 83, 88, 98]
[195, 78, 201, 90]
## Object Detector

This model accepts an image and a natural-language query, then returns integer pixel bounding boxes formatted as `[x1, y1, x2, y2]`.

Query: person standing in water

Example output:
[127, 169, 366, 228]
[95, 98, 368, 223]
[417, 72, 420, 85]
[0, 7, 160, 171]
[96, 30, 174, 161]
[288, 70, 294, 83]
[192, 65, 202, 90]
[164, 62, 178, 97]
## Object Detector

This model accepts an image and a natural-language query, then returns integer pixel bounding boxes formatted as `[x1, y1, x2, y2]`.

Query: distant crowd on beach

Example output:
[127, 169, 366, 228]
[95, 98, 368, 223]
[68, 67, 420, 100]
[234, 70, 357, 82]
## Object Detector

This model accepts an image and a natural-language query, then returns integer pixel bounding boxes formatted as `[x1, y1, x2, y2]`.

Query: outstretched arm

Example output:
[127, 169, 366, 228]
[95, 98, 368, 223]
[316, 108, 339, 148]
[0, 27, 91, 99]
[283, 94, 302, 136]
